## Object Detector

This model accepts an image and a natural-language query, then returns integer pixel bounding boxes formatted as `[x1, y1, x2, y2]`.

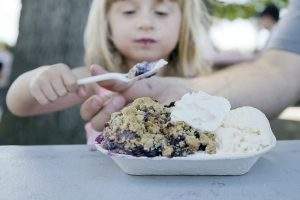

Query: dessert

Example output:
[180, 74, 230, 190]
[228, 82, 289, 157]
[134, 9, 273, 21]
[171, 91, 231, 132]
[127, 62, 156, 78]
[127, 59, 168, 79]
[96, 92, 275, 158]
[215, 107, 275, 154]
[96, 97, 216, 157]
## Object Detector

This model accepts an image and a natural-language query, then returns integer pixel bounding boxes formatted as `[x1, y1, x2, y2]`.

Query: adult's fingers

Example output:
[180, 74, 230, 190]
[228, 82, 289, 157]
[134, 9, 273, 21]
[90, 95, 126, 131]
[80, 94, 110, 121]
[77, 86, 88, 98]
[90, 64, 108, 76]
[85, 122, 101, 151]
[90, 64, 116, 88]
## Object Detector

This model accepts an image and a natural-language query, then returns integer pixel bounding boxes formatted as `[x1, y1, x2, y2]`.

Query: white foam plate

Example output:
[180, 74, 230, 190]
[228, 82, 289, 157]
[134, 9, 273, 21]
[95, 137, 276, 176]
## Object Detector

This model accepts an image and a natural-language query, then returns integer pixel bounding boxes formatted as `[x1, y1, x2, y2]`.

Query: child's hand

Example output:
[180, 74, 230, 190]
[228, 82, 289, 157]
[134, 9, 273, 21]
[29, 63, 82, 105]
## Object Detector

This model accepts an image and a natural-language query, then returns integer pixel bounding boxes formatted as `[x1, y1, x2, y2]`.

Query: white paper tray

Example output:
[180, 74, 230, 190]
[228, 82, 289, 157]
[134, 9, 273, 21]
[95, 137, 276, 176]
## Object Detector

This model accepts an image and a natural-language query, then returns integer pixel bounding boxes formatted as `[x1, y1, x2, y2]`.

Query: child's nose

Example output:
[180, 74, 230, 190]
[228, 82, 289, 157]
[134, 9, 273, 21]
[138, 24, 154, 31]
[137, 15, 154, 31]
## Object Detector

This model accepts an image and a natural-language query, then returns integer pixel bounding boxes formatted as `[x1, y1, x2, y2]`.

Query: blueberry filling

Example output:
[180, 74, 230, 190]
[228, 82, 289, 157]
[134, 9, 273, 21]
[172, 147, 188, 157]
[134, 62, 154, 76]
[144, 148, 161, 157]
[194, 131, 200, 139]
[129, 146, 162, 157]
[143, 112, 150, 122]
[169, 135, 186, 146]
[118, 130, 138, 141]
[95, 134, 104, 144]
[164, 101, 176, 108]
[104, 122, 109, 128]
[102, 140, 119, 150]
[198, 144, 207, 151]
[128, 145, 145, 157]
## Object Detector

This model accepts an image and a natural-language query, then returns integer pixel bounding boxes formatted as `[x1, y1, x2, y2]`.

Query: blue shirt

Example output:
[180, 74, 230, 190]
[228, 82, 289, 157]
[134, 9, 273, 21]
[268, 0, 300, 54]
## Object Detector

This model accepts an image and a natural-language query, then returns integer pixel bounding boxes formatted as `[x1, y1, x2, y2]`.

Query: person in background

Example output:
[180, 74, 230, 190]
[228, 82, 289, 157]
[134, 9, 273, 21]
[256, 3, 280, 51]
[208, 4, 281, 68]
[259, 4, 280, 32]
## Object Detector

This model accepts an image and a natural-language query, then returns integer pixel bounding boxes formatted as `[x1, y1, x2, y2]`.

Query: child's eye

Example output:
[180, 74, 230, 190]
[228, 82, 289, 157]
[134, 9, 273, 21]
[123, 10, 136, 15]
[155, 11, 168, 17]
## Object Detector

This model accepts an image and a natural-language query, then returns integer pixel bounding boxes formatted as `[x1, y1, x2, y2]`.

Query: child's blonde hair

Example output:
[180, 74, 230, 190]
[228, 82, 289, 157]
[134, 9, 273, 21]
[84, 0, 211, 77]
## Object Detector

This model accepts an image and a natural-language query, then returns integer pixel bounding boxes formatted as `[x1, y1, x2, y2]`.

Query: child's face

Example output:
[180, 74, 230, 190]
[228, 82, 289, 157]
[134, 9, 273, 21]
[108, 0, 181, 66]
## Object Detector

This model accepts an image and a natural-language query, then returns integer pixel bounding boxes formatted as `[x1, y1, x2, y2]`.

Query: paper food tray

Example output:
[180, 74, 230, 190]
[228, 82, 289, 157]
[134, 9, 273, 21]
[95, 136, 276, 176]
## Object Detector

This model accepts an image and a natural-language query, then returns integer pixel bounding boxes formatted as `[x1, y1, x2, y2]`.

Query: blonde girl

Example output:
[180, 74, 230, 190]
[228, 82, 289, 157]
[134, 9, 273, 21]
[6, 0, 211, 119]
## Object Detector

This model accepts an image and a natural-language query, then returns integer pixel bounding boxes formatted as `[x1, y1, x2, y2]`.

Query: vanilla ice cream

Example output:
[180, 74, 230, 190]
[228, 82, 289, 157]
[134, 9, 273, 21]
[215, 107, 276, 154]
[171, 92, 231, 132]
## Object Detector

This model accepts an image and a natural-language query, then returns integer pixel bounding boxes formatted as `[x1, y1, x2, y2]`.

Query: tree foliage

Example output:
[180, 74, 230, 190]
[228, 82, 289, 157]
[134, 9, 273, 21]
[207, 0, 288, 20]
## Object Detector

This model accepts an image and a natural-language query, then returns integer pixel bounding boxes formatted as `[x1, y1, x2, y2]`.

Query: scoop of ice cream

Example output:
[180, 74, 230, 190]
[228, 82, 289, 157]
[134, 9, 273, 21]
[215, 107, 276, 154]
[171, 92, 231, 132]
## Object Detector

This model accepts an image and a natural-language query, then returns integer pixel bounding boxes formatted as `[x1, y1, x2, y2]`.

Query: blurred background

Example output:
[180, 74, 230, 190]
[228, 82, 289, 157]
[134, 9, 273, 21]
[0, 0, 299, 145]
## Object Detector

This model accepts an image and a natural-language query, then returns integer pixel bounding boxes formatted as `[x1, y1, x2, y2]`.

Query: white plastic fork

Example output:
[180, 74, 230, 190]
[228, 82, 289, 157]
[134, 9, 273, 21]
[77, 59, 168, 85]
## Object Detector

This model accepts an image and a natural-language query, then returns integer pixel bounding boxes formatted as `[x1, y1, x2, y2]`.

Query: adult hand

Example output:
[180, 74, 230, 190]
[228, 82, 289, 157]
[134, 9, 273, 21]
[80, 65, 193, 131]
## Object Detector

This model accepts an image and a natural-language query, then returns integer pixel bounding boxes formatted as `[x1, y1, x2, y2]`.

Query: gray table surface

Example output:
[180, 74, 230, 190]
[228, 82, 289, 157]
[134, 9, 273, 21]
[0, 141, 299, 200]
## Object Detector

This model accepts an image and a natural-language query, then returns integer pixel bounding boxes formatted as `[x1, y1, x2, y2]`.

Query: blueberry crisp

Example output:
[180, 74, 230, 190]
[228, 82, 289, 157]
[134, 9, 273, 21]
[96, 97, 216, 157]
[127, 61, 156, 78]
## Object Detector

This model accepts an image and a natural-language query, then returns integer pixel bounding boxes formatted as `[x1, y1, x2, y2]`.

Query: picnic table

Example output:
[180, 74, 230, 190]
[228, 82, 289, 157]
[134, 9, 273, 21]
[0, 141, 299, 200]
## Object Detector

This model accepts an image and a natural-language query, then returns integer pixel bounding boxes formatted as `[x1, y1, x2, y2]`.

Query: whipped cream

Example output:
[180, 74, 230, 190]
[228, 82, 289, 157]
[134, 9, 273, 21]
[171, 92, 231, 132]
[215, 107, 275, 154]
